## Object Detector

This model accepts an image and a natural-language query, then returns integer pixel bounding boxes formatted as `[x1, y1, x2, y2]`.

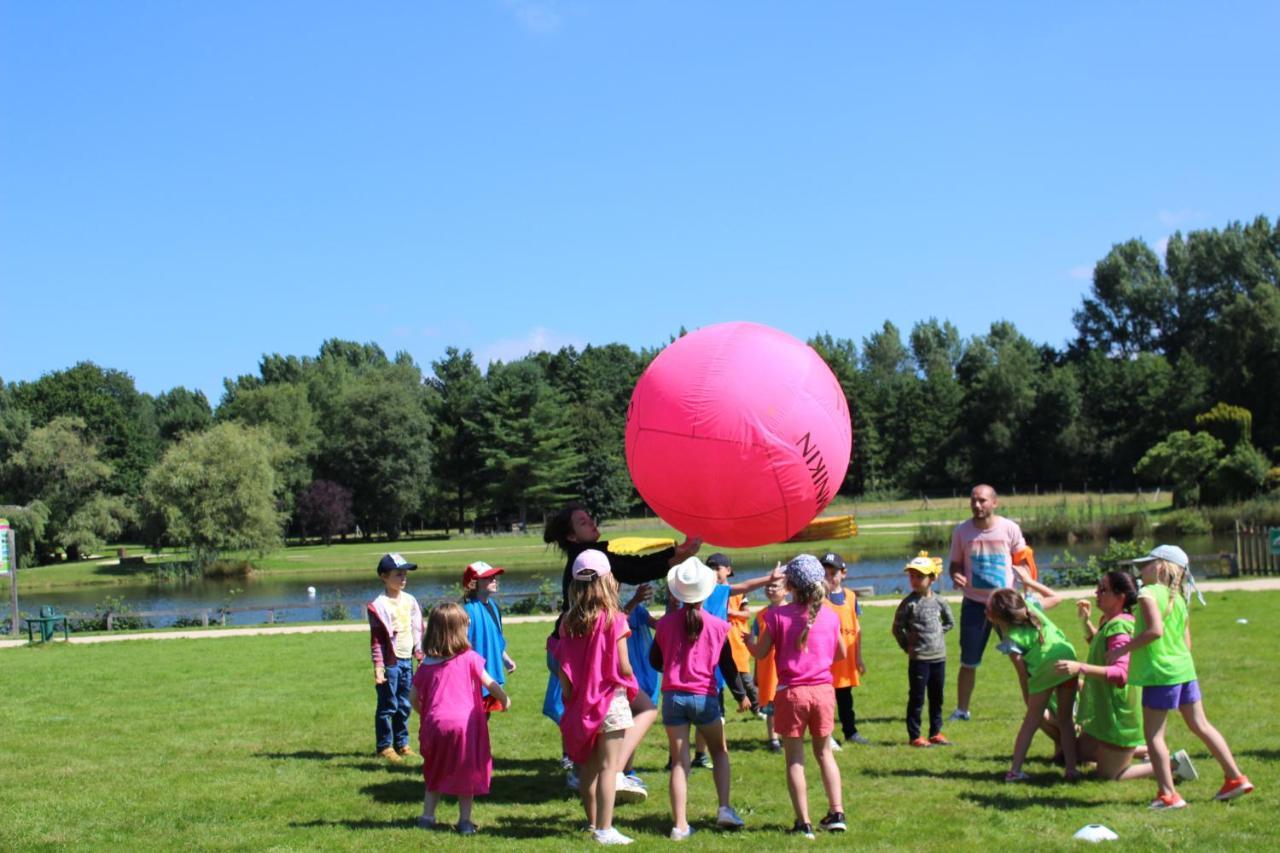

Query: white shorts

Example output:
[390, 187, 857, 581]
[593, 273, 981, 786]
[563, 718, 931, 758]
[602, 687, 634, 733]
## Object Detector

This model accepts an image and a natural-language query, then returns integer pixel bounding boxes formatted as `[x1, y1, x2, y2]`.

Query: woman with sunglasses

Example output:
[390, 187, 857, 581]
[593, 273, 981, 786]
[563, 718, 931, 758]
[1050, 570, 1197, 783]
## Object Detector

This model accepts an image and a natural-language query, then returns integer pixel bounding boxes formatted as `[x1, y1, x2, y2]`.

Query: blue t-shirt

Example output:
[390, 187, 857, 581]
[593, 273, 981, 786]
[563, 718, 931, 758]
[463, 598, 506, 696]
[627, 604, 661, 703]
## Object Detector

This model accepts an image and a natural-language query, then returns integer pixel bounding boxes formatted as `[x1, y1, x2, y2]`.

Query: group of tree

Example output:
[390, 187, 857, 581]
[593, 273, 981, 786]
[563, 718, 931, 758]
[1, 215, 1277, 566]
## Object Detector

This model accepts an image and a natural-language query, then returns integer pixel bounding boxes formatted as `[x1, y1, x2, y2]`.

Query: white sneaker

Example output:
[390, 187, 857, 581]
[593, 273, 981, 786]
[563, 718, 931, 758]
[670, 825, 694, 841]
[594, 827, 634, 845]
[566, 770, 580, 791]
[716, 805, 745, 829]
[948, 709, 971, 722]
[1172, 749, 1199, 782]
[614, 772, 647, 804]
[828, 736, 843, 752]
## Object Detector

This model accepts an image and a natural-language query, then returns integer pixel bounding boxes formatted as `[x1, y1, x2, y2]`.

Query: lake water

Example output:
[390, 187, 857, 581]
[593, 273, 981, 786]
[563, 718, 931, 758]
[13, 534, 1234, 627]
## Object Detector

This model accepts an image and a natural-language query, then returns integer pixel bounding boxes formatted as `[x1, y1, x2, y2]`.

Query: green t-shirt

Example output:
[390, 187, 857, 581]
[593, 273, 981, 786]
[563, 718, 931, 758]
[1129, 583, 1197, 687]
[1077, 616, 1144, 748]
[1003, 601, 1077, 694]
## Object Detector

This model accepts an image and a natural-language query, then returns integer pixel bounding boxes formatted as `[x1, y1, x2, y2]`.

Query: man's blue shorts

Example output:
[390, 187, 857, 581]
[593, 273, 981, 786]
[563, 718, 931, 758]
[959, 597, 995, 668]
[662, 691, 721, 727]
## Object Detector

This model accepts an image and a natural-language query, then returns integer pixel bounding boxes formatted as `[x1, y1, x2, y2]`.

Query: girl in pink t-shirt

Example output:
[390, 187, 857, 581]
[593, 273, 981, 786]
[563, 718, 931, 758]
[651, 557, 748, 838]
[410, 602, 509, 836]
[555, 550, 655, 846]
[752, 554, 847, 839]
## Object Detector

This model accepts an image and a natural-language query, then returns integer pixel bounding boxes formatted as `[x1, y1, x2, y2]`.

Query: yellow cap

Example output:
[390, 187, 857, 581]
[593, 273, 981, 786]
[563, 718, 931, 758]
[904, 550, 943, 577]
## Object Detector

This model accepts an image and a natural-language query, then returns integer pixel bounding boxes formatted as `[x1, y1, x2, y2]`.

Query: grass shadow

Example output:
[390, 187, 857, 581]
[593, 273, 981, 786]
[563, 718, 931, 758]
[1237, 748, 1280, 761]
[257, 750, 370, 761]
[959, 791, 1115, 811]
[291, 817, 420, 832]
[361, 778, 428, 805]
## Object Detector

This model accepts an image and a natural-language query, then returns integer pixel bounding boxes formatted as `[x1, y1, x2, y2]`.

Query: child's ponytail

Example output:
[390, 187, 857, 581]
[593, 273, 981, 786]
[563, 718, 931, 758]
[798, 587, 827, 651]
[782, 554, 829, 651]
[684, 601, 705, 643]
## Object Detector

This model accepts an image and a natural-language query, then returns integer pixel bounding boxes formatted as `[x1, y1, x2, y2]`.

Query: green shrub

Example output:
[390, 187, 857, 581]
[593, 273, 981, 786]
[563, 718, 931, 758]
[506, 576, 559, 614]
[910, 523, 950, 551]
[320, 588, 350, 621]
[1171, 509, 1212, 535]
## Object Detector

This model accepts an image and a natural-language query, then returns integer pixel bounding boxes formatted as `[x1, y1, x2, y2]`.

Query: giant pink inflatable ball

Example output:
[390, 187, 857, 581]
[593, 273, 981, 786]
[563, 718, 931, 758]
[625, 322, 853, 548]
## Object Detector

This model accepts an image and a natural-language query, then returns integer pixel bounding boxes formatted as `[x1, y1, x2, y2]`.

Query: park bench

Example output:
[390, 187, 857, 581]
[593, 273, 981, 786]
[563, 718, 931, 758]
[24, 605, 69, 643]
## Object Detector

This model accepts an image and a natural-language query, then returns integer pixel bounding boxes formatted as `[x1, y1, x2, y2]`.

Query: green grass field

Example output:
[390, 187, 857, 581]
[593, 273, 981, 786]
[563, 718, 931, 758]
[5, 491, 1174, 594]
[2, 589, 1273, 850]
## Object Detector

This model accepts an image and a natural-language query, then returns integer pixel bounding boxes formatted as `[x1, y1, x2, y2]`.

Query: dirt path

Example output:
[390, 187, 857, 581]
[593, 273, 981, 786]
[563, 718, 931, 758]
[4, 577, 1278, 650]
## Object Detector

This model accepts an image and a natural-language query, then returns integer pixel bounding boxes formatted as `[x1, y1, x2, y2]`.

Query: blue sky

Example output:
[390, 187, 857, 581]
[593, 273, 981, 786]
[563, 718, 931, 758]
[3, 1, 1277, 404]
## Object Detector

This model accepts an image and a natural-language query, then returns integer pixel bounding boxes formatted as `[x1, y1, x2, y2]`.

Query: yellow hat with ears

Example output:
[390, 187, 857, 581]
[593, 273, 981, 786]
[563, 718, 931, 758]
[904, 550, 943, 577]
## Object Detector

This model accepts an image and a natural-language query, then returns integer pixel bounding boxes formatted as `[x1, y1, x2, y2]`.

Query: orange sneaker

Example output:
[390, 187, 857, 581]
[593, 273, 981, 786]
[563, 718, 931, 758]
[1215, 776, 1254, 801]
[1149, 792, 1187, 810]
[396, 744, 416, 757]
[377, 747, 405, 765]
[928, 734, 952, 746]
[909, 737, 930, 748]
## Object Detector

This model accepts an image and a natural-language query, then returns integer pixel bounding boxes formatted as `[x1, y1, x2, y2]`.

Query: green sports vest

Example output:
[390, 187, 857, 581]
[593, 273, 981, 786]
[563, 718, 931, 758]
[1005, 601, 1077, 694]
[1129, 584, 1197, 687]
[1077, 617, 1144, 748]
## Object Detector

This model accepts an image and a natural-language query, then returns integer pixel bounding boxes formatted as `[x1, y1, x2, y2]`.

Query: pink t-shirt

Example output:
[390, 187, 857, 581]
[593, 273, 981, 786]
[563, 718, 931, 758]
[762, 603, 840, 688]
[556, 612, 637, 764]
[655, 610, 730, 695]
[948, 516, 1027, 604]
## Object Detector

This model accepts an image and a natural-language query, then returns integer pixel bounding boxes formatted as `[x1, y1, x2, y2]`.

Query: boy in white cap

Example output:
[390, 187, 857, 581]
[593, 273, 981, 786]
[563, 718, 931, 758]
[892, 552, 954, 747]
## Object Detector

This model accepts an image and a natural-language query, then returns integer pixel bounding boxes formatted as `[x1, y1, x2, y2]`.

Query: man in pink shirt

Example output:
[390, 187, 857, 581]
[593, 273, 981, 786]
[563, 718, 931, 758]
[947, 484, 1027, 721]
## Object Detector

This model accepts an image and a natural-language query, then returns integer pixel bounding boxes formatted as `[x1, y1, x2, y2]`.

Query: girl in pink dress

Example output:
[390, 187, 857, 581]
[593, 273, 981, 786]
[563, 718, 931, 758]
[410, 602, 510, 836]
[555, 550, 656, 846]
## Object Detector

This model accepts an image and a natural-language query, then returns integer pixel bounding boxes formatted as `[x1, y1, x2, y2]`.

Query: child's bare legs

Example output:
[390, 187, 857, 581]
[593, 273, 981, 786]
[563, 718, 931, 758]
[1179, 701, 1243, 779]
[1143, 706, 1176, 797]
[589, 730, 627, 831]
[782, 736, 809, 824]
[1085, 734, 1153, 781]
[622, 693, 657, 772]
[1009, 690, 1052, 775]
[700, 719, 732, 808]
[458, 795, 474, 825]
[666, 724, 692, 831]
[811, 732, 843, 814]
[1054, 680, 1079, 777]
[422, 789, 441, 822]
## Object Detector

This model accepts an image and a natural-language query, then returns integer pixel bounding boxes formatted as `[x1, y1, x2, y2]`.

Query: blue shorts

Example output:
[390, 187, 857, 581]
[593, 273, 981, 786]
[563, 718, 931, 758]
[1142, 680, 1202, 710]
[662, 691, 721, 727]
[959, 598, 994, 668]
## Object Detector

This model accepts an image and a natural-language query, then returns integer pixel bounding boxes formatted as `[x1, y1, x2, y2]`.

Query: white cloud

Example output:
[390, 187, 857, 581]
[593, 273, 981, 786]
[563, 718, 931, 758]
[1067, 264, 1093, 281]
[1156, 208, 1203, 228]
[1154, 236, 1171, 257]
[477, 326, 586, 368]
[501, 0, 562, 34]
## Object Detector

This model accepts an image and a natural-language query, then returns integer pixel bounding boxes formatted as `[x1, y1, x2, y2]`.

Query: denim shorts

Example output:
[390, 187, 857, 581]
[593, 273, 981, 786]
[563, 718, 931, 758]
[1142, 680, 1202, 710]
[662, 691, 721, 727]
[959, 598, 994, 668]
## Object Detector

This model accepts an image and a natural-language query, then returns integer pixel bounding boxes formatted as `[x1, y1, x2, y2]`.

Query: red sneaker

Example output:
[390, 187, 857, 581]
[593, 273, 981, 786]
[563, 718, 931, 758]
[1215, 776, 1255, 801]
[909, 737, 931, 748]
[928, 734, 952, 746]
[1149, 793, 1187, 810]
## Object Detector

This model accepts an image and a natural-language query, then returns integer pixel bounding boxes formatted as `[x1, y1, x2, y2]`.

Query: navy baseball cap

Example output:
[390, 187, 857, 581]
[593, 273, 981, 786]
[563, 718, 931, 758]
[377, 553, 417, 574]
[705, 552, 734, 576]
[820, 552, 846, 571]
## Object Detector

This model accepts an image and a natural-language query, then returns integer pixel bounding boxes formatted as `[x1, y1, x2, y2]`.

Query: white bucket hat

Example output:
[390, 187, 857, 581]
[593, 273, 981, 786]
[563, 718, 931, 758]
[667, 557, 718, 604]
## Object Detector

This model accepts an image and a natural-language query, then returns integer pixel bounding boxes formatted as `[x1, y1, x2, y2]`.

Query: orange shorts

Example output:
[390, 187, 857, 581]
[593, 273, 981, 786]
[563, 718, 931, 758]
[773, 683, 835, 739]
